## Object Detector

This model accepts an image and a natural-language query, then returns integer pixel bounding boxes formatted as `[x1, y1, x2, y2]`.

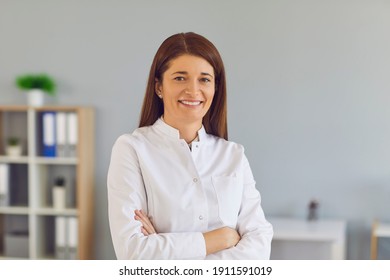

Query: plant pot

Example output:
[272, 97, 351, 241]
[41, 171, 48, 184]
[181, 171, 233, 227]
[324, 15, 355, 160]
[27, 89, 45, 107]
[6, 145, 22, 157]
[52, 186, 66, 209]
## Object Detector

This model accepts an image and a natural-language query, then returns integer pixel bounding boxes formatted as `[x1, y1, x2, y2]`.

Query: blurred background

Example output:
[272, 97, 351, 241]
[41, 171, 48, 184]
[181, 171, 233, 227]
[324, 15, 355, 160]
[1, 0, 390, 259]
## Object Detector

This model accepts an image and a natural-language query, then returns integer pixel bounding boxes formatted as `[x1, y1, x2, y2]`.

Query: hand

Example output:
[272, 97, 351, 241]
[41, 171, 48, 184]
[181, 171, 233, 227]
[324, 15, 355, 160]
[134, 209, 157, 236]
[203, 227, 241, 255]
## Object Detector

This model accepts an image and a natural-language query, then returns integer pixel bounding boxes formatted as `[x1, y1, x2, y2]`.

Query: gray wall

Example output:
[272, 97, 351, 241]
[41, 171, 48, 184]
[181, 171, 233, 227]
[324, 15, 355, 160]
[1, 0, 389, 259]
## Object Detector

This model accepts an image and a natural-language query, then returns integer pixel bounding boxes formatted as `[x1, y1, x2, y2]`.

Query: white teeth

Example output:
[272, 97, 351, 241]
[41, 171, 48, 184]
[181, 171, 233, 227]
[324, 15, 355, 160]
[180, 100, 201, 106]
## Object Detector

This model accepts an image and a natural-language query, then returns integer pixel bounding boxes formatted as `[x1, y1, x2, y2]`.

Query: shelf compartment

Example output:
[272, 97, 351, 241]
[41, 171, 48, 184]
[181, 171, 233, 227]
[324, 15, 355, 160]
[35, 215, 55, 259]
[36, 215, 78, 259]
[8, 163, 29, 207]
[35, 110, 79, 158]
[0, 214, 29, 259]
[0, 110, 28, 156]
[35, 164, 77, 209]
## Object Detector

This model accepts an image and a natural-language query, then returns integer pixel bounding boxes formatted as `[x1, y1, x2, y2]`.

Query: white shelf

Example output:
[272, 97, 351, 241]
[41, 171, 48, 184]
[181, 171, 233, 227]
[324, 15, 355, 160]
[0, 206, 29, 215]
[0, 156, 77, 165]
[0, 106, 94, 259]
[0, 156, 29, 164]
[0, 255, 28, 260]
[34, 207, 78, 216]
[34, 157, 78, 165]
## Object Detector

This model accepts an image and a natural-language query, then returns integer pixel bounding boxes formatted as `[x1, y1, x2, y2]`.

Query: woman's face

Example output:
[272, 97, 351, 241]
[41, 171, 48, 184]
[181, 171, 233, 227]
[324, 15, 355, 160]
[156, 54, 215, 127]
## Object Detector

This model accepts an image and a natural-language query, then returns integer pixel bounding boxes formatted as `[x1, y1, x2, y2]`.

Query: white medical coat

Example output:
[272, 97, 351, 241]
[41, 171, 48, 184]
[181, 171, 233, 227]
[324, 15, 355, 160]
[107, 118, 273, 259]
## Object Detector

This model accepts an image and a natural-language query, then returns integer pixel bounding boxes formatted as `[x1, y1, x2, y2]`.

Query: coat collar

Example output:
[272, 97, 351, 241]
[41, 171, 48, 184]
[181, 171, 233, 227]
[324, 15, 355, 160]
[153, 117, 207, 142]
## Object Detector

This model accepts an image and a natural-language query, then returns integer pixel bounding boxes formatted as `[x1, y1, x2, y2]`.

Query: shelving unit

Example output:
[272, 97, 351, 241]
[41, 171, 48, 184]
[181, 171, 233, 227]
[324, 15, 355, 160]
[0, 105, 94, 259]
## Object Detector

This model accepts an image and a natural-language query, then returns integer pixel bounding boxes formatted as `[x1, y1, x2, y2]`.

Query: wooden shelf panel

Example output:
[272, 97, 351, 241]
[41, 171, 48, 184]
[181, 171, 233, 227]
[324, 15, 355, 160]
[0, 105, 29, 111]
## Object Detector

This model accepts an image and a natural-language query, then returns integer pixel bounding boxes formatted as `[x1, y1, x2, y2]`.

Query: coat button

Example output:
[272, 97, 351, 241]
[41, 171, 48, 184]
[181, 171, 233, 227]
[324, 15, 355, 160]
[193, 178, 198, 183]
[199, 215, 203, 220]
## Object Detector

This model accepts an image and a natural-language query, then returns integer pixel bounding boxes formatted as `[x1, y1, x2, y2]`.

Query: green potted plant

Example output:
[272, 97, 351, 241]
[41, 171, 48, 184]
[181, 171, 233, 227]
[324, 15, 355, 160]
[15, 73, 56, 107]
[6, 137, 23, 157]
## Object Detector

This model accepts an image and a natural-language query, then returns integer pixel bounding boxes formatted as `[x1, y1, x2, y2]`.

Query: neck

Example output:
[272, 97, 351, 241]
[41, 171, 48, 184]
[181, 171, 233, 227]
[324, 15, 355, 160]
[162, 115, 201, 143]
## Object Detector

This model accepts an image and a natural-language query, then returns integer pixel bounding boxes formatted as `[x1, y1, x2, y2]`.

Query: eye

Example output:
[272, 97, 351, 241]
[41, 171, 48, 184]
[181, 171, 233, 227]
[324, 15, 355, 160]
[174, 76, 185, 81]
[200, 77, 211, 83]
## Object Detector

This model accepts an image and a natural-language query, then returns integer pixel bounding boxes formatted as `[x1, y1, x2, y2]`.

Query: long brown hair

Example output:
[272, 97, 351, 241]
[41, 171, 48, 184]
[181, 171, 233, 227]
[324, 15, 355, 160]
[138, 32, 228, 140]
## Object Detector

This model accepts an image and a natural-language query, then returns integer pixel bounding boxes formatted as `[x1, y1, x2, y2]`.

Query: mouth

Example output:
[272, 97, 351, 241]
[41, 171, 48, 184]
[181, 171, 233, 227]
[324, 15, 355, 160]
[178, 100, 203, 106]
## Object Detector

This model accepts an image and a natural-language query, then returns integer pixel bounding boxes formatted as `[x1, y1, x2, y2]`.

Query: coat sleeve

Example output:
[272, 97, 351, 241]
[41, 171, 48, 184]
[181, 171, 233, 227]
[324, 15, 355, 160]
[107, 135, 206, 259]
[206, 153, 273, 260]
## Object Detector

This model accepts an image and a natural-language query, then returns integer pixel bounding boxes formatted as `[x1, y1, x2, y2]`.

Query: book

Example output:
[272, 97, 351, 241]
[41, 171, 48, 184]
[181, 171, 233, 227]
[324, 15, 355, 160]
[55, 216, 78, 259]
[55, 216, 66, 259]
[0, 163, 10, 206]
[67, 112, 78, 157]
[56, 112, 67, 157]
[68, 217, 78, 259]
[42, 112, 56, 157]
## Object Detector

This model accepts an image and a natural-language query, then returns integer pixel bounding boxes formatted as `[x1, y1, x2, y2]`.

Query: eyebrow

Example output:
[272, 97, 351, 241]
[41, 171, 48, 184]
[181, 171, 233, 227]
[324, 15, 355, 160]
[171, 71, 214, 78]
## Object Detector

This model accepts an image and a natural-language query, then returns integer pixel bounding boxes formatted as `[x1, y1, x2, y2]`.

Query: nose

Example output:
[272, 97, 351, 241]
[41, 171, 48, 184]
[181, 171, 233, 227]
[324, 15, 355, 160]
[185, 79, 200, 95]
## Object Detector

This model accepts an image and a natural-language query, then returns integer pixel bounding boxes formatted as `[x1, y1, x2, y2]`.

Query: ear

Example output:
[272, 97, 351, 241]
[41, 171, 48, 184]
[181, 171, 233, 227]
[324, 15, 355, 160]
[155, 78, 162, 97]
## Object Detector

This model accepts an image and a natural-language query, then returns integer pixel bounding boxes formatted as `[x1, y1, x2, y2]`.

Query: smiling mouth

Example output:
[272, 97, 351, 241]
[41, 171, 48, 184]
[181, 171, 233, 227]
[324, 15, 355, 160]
[178, 100, 203, 106]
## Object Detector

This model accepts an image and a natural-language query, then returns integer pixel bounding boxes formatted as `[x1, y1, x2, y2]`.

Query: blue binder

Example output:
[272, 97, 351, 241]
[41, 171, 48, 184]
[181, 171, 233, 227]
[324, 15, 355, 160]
[42, 111, 56, 157]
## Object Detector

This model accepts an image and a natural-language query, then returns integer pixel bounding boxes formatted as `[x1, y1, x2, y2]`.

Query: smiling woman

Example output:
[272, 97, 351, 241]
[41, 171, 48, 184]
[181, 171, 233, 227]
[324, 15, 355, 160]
[139, 32, 228, 140]
[155, 54, 215, 142]
[107, 32, 273, 260]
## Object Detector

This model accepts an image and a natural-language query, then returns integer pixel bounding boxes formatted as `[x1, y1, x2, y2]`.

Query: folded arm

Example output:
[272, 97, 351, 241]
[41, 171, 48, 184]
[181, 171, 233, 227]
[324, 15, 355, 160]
[134, 209, 241, 255]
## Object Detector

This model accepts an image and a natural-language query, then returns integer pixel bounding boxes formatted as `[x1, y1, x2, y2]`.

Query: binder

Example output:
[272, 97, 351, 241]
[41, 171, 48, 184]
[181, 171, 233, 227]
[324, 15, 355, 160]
[67, 112, 78, 157]
[55, 216, 78, 259]
[67, 217, 78, 259]
[0, 163, 10, 206]
[55, 216, 66, 259]
[42, 112, 56, 157]
[56, 112, 67, 157]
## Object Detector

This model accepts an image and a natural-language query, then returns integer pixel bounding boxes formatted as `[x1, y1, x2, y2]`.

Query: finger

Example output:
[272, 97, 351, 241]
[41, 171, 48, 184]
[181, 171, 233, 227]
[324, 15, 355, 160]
[135, 214, 153, 235]
[134, 209, 147, 222]
[135, 210, 150, 225]
[134, 214, 151, 235]
[134, 210, 156, 234]
[141, 219, 156, 234]
[136, 210, 155, 231]
[141, 227, 149, 236]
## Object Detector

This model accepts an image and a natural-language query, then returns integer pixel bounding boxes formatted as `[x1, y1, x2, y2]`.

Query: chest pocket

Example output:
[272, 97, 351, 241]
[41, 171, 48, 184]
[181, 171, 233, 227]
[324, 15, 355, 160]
[212, 175, 243, 228]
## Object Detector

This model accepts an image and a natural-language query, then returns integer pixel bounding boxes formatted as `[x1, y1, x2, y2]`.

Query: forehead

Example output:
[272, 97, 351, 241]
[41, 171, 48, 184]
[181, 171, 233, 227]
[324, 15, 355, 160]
[166, 54, 214, 74]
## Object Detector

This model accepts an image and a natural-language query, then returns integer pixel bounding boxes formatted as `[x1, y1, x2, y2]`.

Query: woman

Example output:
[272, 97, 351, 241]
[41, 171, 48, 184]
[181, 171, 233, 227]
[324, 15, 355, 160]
[107, 32, 273, 259]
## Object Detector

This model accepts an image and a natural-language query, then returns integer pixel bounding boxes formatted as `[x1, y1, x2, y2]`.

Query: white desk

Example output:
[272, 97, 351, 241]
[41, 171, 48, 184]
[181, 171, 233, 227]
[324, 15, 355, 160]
[268, 217, 347, 260]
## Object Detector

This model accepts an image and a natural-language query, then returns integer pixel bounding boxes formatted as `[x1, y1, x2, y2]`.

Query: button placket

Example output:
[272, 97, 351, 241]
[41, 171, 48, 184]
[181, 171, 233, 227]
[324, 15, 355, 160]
[178, 138, 207, 227]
